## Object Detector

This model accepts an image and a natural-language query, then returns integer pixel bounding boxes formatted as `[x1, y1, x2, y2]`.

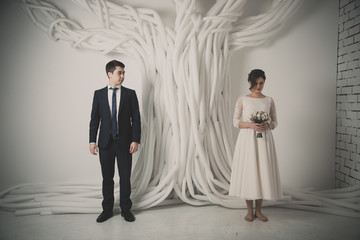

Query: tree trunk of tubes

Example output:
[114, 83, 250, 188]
[6, 0, 360, 219]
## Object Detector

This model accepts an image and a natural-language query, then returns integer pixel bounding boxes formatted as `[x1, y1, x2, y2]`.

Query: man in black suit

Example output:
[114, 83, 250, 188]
[89, 60, 141, 223]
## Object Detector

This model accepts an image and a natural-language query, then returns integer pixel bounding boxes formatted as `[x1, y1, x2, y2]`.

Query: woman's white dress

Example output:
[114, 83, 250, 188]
[229, 96, 283, 201]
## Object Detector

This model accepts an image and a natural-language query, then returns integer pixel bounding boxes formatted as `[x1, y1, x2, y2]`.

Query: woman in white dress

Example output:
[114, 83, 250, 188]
[229, 69, 282, 222]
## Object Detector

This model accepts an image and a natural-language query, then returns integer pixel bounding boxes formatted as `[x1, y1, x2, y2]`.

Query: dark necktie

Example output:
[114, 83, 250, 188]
[110, 87, 118, 138]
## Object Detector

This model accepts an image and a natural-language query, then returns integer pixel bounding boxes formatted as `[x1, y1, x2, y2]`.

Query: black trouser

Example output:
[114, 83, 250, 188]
[99, 138, 132, 213]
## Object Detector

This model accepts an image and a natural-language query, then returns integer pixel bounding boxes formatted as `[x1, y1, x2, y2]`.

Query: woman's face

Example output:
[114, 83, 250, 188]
[250, 77, 265, 94]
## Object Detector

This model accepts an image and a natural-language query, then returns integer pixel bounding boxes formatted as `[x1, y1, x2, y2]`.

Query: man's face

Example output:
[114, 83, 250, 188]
[108, 66, 125, 86]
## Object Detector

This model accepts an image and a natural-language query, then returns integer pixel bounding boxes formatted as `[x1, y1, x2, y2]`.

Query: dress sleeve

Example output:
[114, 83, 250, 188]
[270, 97, 278, 129]
[233, 97, 243, 128]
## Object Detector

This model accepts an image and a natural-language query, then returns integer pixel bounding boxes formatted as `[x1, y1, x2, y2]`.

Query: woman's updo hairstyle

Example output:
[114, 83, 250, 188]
[248, 69, 266, 91]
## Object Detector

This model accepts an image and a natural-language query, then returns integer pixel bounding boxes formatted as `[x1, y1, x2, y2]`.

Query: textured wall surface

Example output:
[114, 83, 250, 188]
[336, 0, 360, 187]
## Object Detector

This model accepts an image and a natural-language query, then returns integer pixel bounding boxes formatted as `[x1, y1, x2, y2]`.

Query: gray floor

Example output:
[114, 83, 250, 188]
[0, 204, 359, 240]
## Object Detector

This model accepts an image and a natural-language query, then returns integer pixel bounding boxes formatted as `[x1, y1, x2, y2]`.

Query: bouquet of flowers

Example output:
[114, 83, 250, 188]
[250, 111, 270, 138]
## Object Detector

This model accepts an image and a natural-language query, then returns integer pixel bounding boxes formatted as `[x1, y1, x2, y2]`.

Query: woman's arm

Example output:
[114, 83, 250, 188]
[269, 97, 278, 130]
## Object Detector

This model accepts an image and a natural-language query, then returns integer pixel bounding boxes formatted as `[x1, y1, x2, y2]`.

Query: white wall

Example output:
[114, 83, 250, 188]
[0, 0, 338, 191]
[230, 0, 338, 189]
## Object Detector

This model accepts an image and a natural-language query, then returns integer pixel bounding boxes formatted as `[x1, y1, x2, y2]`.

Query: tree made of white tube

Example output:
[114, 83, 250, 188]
[21, 0, 303, 210]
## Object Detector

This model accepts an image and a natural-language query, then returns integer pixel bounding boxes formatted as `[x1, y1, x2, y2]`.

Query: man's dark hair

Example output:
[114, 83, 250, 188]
[106, 60, 125, 77]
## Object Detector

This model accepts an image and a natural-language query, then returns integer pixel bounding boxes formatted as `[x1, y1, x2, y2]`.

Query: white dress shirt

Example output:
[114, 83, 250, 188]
[108, 85, 121, 121]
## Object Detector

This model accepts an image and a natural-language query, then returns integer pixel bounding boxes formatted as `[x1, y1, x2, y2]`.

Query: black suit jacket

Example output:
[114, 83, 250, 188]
[89, 86, 141, 149]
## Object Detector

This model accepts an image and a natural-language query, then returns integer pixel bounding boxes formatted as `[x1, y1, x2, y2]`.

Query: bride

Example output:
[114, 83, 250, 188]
[229, 69, 283, 222]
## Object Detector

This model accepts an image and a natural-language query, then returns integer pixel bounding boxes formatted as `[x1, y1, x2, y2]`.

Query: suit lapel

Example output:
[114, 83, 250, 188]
[101, 87, 111, 119]
[119, 86, 127, 113]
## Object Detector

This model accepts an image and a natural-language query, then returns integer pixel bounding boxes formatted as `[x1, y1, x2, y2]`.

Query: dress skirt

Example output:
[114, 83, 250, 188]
[229, 128, 283, 201]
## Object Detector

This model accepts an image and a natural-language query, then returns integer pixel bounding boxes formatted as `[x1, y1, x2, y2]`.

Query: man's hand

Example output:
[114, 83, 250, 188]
[90, 143, 98, 155]
[129, 142, 138, 154]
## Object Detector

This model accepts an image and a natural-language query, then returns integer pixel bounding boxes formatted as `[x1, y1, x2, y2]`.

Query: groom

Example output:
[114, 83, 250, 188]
[89, 60, 141, 223]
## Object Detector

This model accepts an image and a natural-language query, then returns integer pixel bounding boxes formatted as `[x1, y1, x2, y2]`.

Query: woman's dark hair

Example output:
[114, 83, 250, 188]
[106, 60, 125, 77]
[248, 69, 266, 90]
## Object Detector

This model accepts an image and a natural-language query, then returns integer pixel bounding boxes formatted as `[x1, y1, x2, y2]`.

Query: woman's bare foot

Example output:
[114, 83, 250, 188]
[244, 213, 255, 222]
[255, 211, 268, 222]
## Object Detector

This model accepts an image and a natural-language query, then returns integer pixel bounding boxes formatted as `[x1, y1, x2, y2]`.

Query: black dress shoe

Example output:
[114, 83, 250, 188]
[96, 211, 113, 223]
[121, 210, 135, 222]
